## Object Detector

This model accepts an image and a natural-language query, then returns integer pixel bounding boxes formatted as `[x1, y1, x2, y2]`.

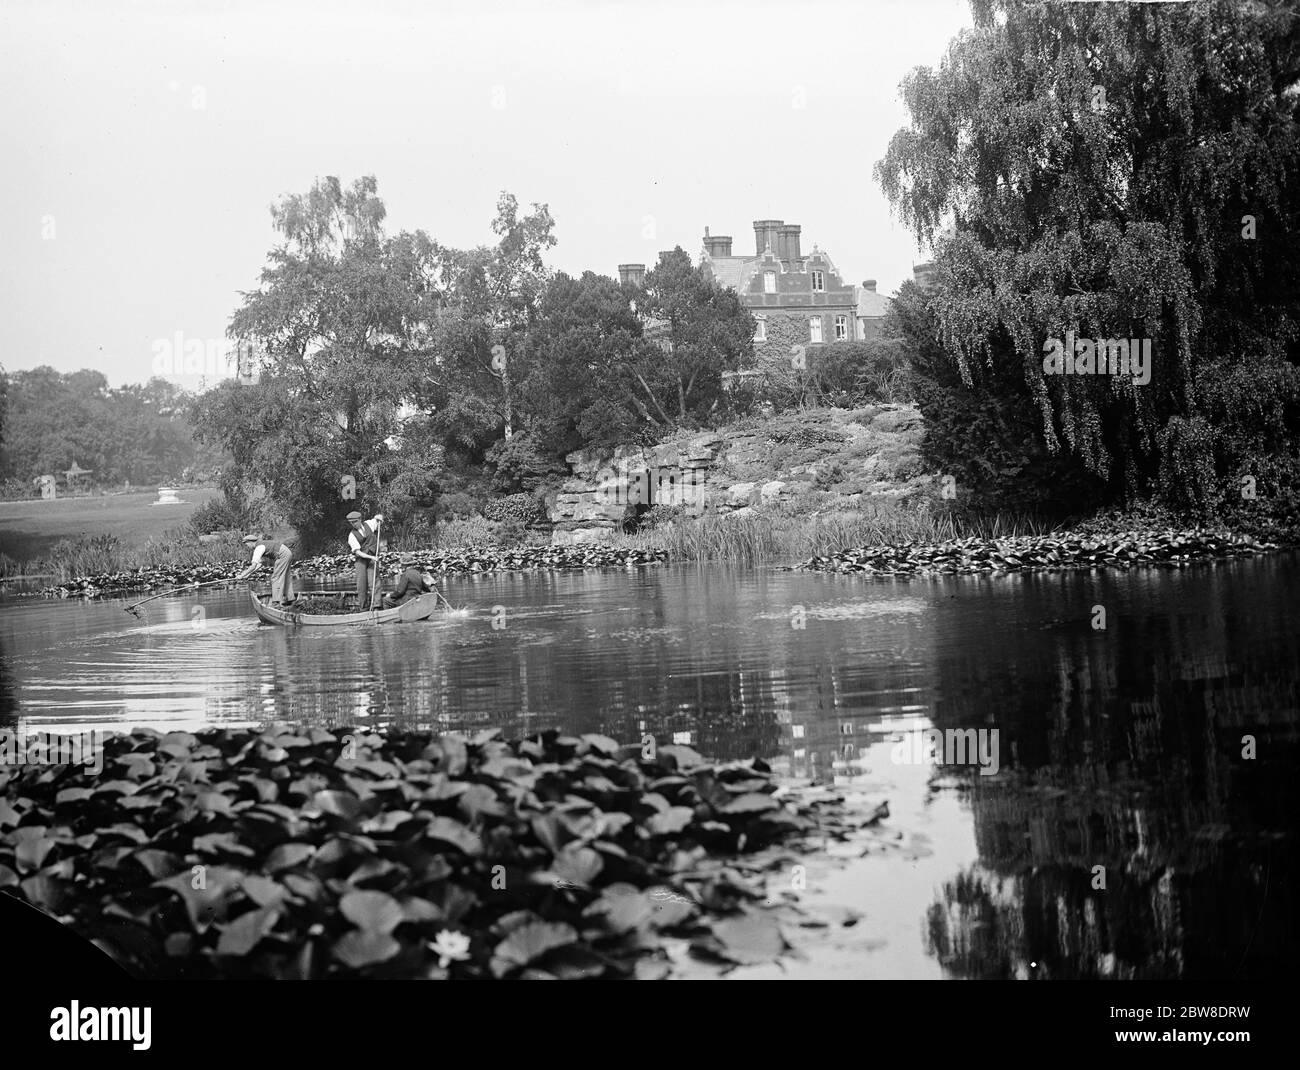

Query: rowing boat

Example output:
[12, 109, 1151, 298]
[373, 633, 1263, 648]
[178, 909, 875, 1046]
[249, 591, 439, 626]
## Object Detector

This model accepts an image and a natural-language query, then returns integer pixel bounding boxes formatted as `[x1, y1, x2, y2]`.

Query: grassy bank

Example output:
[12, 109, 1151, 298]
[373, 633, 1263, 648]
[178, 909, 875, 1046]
[0, 726, 873, 979]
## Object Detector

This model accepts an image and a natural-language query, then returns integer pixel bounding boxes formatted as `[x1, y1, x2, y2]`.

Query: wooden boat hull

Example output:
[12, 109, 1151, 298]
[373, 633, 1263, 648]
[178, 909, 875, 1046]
[250, 591, 439, 626]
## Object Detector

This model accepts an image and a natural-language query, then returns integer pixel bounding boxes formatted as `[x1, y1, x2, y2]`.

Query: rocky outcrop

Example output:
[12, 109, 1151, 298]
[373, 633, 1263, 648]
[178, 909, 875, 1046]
[548, 404, 931, 544]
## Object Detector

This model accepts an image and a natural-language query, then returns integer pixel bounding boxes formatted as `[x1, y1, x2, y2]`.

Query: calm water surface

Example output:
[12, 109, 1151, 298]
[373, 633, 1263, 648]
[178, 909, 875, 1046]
[1, 555, 1296, 979]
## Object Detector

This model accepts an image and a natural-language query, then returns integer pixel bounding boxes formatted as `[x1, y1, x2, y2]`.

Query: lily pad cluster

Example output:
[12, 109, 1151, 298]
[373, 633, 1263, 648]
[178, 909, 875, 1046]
[43, 563, 241, 599]
[0, 727, 817, 979]
[802, 528, 1275, 577]
[295, 544, 668, 578]
[42, 545, 668, 599]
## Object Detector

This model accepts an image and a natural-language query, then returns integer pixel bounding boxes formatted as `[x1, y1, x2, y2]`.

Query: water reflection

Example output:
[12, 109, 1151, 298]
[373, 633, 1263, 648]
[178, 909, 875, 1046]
[0, 553, 1296, 977]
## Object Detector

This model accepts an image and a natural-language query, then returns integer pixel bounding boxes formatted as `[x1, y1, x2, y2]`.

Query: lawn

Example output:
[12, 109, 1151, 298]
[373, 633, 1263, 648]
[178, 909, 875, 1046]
[0, 487, 221, 563]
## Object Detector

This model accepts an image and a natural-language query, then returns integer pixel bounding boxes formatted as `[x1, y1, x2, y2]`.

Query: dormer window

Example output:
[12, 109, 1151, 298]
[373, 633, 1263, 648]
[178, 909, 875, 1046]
[763, 271, 776, 294]
[811, 270, 825, 292]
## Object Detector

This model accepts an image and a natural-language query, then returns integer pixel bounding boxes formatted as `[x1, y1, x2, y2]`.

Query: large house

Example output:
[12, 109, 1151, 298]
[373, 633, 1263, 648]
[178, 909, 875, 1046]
[698, 220, 892, 362]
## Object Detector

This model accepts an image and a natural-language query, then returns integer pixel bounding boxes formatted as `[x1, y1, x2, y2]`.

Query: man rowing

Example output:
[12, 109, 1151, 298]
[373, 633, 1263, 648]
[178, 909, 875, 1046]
[237, 534, 296, 606]
[383, 556, 438, 608]
[346, 510, 385, 610]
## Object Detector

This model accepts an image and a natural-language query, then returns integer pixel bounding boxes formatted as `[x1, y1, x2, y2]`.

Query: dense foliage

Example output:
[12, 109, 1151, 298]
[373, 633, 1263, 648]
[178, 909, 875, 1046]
[0, 369, 221, 493]
[192, 178, 756, 550]
[875, 0, 1300, 526]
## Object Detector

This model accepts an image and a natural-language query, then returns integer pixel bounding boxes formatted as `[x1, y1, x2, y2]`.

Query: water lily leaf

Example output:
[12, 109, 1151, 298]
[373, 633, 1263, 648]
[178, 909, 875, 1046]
[401, 897, 443, 923]
[242, 875, 286, 907]
[580, 734, 620, 756]
[217, 906, 280, 957]
[647, 807, 695, 835]
[490, 921, 578, 978]
[659, 744, 706, 770]
[470, 728, 502, 746]
[313, 790, 363, 820]
[333, 930, 401, 969]
[423, 736, 467, 776]
[93, 780, 140, 797]
[265, 842, 314, 872]
[591, 889, 656, 934]
[424, 816, 482, 856]
[458, 783, 506, 821]
[711, 913, 785, 965]
[0, 864, 18, 888]
[193, 833, 256, 858]
[530, 812, 565, 854]
[0, 800, 20, 827]
[15, 836, 54, 872]
[553, 845, 603, 888]
[597, 812, 633, 838]
[20, 874, 70, 912]
[55, 787, 94, 805]
[720, 793, 778, 815]
[340, 889, 404, 934]
[635, 957, 672, 981]
[478, 756, 535, 781]
[130, 849, 184, 879]
[195, 791, 233, 815]
[153, 866, 245, 931]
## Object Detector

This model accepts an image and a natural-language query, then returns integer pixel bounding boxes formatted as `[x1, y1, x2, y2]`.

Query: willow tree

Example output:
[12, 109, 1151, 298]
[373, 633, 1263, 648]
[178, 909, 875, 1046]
[876, 0, 1300, 520]
[194, 176, 445, 548]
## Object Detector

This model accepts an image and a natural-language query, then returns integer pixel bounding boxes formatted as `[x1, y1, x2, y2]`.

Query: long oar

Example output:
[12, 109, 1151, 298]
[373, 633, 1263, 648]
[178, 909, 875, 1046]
[124, 578, 229, 613]
[370, 518, 382, 615]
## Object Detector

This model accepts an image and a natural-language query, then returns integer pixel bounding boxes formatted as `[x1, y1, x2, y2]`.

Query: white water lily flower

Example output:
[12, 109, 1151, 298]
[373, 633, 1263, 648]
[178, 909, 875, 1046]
[429, 929, 471, 968]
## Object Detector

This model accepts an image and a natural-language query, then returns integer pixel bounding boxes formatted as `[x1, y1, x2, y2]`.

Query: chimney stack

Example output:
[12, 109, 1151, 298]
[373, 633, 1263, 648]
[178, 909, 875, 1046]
[862, 279, 877, 292]
[618, 263, 646, 288]
[753, 219, 783, 256]
[912, 262, 937, 291]
[778, 224, 801, 261]
[702, 227, 733, 258]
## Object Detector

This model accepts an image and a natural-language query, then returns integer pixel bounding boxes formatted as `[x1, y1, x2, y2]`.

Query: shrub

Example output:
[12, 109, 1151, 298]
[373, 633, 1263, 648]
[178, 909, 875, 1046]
[483, 492, 546, 527]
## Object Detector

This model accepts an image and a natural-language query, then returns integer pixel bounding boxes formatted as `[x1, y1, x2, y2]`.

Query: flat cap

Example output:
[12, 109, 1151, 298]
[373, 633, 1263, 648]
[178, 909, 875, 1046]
[345, 510, 362, 521]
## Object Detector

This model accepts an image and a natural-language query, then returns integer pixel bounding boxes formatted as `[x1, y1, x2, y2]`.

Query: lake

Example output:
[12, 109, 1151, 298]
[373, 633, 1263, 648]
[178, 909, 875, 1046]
[1, 553, 1296, 979]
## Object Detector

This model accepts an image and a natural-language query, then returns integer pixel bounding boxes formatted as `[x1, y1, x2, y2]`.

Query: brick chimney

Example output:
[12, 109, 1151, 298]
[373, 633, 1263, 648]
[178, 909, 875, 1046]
[702, 226, 733, 258]
[912, 262, 937, 291]
[862, 279, 877, 292]
[753, 219, 783, 256]
[778, 224, 801, 261]
[618, 263, 646, 287]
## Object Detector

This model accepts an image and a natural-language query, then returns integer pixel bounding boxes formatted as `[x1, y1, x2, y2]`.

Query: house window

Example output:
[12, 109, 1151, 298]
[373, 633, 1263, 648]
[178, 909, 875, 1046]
[763, 270, 776, 294]
[809, 317, 823, 343]
[835, 315, 848, 340]
[754, 316, 766, 342]
[811, 270, 825, 292]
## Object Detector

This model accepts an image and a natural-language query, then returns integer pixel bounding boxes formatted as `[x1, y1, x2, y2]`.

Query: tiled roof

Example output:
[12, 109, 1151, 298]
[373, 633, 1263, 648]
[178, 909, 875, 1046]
[856, 287, 893, 319]
[704, 255, 758, 294]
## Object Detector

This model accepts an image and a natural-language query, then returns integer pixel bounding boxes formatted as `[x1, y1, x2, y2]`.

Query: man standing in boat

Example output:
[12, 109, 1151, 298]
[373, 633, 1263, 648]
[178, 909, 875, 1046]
[382, 556, 438, 608]
[346, 510, 384, 610]
[237, 534, 296, 606]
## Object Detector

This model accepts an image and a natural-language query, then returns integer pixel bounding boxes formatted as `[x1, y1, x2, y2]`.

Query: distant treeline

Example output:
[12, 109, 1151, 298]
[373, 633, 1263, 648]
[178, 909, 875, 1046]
[0, 368, 225, 494]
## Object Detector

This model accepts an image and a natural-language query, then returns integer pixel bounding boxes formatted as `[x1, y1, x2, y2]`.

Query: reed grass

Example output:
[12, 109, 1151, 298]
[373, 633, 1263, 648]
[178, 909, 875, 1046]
[1, 529, 243, 582]
[609, 503, 1059, 566]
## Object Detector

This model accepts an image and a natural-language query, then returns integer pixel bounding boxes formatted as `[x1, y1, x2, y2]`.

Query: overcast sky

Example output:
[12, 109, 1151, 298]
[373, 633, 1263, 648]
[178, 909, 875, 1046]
[0, 0, 971, 389]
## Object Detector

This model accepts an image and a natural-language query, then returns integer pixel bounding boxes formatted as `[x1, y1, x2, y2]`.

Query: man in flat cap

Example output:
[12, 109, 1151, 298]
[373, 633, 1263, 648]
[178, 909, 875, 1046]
[237, 533, 296, 606]
[346, 510, 385, 610]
